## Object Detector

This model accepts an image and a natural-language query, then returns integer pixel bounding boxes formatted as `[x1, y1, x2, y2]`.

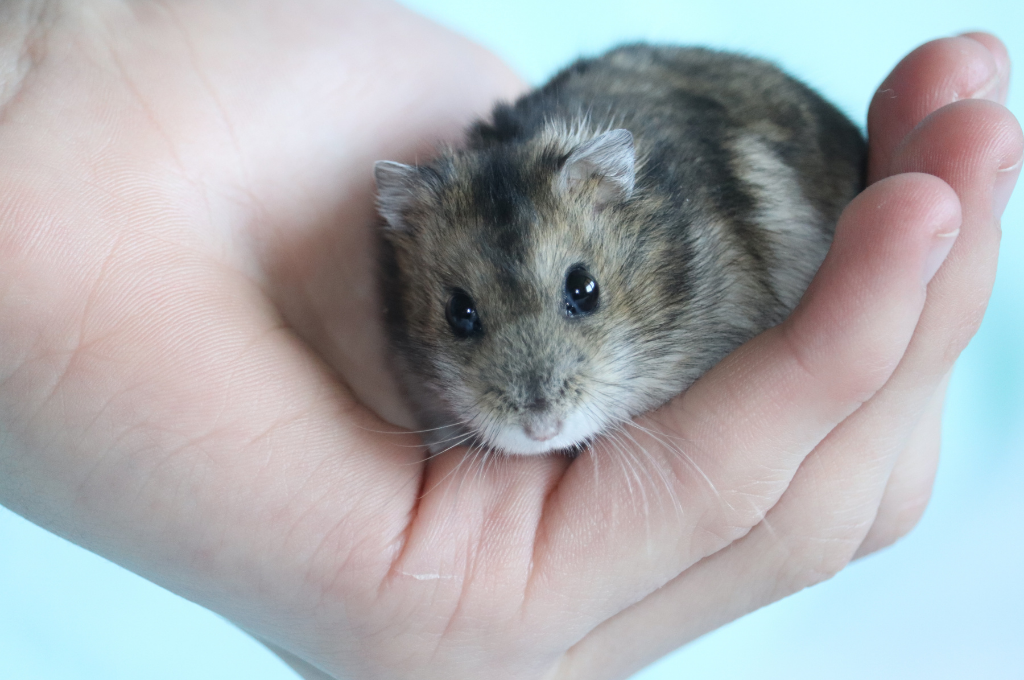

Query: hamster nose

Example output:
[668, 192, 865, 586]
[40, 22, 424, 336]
[523, 415, 562, 442]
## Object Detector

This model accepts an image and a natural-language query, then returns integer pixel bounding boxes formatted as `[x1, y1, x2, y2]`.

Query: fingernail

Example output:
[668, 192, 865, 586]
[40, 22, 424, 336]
[922, 229, 959, 285]
[993, 158, 1022, 218]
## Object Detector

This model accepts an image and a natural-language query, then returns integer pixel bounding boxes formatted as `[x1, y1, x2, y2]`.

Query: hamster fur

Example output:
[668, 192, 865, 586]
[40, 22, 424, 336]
[374, 44, 866, 456]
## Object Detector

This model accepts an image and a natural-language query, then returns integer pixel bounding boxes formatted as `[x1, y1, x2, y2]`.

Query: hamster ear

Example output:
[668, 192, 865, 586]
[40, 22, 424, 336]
[558, 128, 635, 207]
[374, 160, 422, 230]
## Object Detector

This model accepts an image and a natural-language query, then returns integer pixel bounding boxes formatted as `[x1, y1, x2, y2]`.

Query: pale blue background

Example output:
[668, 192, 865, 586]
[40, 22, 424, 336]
[2, 0, 1022, 678]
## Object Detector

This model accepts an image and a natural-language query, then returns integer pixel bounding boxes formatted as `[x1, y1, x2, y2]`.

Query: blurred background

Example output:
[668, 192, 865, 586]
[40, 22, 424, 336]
[2, 0, 1021, 678]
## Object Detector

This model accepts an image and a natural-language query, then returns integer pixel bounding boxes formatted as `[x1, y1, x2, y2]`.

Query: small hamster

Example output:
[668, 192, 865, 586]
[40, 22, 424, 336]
[374, 44, 866, 456]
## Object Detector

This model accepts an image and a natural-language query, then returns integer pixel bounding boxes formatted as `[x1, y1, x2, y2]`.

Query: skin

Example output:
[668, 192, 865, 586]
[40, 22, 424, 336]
[0, 1, 1019, 679]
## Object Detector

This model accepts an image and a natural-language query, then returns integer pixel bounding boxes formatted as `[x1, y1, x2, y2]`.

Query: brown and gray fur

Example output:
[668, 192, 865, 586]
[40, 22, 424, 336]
[375, 45, 866, 456]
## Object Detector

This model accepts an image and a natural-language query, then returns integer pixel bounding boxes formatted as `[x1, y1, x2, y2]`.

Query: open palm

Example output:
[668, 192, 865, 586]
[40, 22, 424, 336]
[0, 2, 1019, 679]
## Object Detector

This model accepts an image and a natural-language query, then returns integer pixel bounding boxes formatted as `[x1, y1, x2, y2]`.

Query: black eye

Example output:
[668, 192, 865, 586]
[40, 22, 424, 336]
[564, 266, 599, 317]
[445, 289, 483, 338]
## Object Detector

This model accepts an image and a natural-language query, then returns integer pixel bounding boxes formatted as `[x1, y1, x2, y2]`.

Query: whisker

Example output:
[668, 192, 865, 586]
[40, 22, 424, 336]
[609, 428, 655, 541]
[628, 419, 734, 515]
[607, 428, 648, 515]
[394, 431, 476, 468]
[356, 417, 474, 437]
[578, 395, 684, 526]
[619, 421, 686, 520]
[422, 441, 478, 502]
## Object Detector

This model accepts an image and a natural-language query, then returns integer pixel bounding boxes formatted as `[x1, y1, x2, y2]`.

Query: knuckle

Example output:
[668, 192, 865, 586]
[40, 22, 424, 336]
[779, 532, 862, 591]
[938, 296, 989, 365]
[839, 349, 902, 405]
[878, 494, 932, 549]
[779, 321, 898, 409]
[860, 474, 937, 558]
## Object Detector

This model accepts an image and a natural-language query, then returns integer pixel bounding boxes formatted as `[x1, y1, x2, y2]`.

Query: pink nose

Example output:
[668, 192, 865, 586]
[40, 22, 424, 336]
[524, 416, 562, 442]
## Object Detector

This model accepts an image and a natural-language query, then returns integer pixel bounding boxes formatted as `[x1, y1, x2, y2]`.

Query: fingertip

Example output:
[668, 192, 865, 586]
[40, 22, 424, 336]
[786, 174, 960, 380]
[869, 35, 996, 106]
[959, 32, 1011, 103]
[891, 98, 1024, 189]
[994, 157, 1022, 219]
[807, 173, 960, 313]
[845, 173, 962, 242]
[742, 178, 953, 433]
[868, 35, 1000, 182]
[958, 32, 1009, 66]
[901, 172, 963, 231]
[995, 103, 1024, 171]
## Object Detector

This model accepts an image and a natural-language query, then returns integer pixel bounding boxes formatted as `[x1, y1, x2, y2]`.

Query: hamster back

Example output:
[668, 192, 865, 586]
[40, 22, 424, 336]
[375, 45, 866, 456]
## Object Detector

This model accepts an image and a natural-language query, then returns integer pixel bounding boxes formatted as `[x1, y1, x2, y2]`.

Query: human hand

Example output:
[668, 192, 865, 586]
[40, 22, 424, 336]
[0, 3, 1019, 680]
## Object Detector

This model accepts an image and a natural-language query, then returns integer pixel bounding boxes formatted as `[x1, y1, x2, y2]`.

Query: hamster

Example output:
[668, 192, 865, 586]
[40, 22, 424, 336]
[374, 44, 866, 456]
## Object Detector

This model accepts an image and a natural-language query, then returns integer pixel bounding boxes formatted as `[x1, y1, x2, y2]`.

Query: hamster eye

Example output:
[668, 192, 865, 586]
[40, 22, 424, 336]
[446, 290, 483, 338]
[564, 266, 599, 317]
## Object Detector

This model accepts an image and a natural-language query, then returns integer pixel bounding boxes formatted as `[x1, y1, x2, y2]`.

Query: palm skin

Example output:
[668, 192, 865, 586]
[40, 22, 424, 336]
[0, 2, 1019, 679]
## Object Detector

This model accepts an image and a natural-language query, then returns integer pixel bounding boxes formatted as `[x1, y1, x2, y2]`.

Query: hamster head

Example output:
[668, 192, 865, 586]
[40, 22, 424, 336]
[376, 128, 680, 455]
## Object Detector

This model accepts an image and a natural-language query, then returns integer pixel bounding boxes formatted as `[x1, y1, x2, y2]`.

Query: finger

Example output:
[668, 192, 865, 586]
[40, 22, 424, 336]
[855, 33, 1014, 557]
[556, 91, 1023, 680]
[893, 98, 1022, 296]
[960, 32, 1012, 104]
[557, 341, 945, 680]
[529, 172, 961, 629]
[868, 34, 1009, 183]
[849, 97, 1024, 556]
[765, 99, 1022, 578]
[854, 372, 947, 559]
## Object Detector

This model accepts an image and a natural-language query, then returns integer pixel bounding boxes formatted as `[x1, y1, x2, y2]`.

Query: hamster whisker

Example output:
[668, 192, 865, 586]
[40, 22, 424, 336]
[419, 433, 477, 463]
[587, 439, 601, 490]
[392, 430, 476, 467]
[356, 418, 474, 438]
[586, 420, 631, 498]
[577, 392, 685, 522]
[616, 421, 686, 520]
[600, 431, 636, 507]
[424, 399, 518, 502]
[576, 396, 629, 500]
[625, 420, 734, 516]
[420, 439, 480, 500]
[603, 427, 650, 519]
[604, 427, 654, 540]
[421, 427, 478, 449]
[391, 439, 462, 450]
[458, 439, 500, 499]
[470, 446, 496, 493]
[614, 426, 663, 510]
